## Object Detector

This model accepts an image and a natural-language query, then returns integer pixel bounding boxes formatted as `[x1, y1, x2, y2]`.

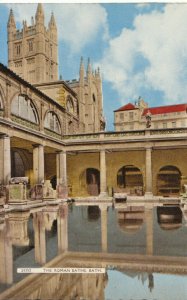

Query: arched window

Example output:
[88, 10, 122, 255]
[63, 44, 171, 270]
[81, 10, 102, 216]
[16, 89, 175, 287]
[66, 96, 74, 114]
[157, 165, 181, 196]
[11, 94, 39, 124]
[44, 111, 61, 134]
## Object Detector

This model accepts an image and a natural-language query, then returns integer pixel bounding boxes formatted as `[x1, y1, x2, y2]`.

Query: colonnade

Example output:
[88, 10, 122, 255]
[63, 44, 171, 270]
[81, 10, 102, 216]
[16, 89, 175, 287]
[0, 134, 154, 197]
[0, 135, 68, 195]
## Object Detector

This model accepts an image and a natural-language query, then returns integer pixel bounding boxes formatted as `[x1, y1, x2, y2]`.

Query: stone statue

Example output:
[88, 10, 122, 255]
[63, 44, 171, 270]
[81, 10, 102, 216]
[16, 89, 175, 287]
[145, 110, 152, 128]
[100, 115, 106, 131]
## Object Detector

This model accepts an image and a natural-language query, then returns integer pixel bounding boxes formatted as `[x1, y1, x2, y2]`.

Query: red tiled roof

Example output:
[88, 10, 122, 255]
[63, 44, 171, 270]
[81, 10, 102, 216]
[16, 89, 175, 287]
[114, 102, 137, 112]
[142, 104, 187, 116]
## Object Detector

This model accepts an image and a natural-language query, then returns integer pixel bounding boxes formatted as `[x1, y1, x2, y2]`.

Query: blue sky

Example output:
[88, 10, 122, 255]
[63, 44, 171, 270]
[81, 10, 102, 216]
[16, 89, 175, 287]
[1, 3, 187, 130]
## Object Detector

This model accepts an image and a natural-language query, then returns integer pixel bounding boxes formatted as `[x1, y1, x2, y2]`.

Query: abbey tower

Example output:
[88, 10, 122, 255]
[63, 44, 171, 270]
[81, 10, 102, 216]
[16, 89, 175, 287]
[7, 4, 58, 84]
[7, 4, 105, 133]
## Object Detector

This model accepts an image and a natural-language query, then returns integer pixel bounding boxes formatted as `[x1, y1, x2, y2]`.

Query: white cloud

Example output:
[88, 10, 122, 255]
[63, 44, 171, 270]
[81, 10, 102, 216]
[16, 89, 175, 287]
[98, 4, 187, 105]
[6, 3, 108, 53]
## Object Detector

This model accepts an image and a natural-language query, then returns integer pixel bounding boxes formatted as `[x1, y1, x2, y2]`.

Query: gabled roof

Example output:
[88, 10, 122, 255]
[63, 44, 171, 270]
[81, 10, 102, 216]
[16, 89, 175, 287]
[142, 103, 187, 116]
[114, 102, 138, 112]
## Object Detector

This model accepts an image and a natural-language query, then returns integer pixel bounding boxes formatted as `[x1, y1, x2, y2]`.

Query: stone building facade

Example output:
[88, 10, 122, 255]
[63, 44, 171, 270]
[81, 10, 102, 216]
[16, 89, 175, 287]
[1, 4, 187, 202]
[114, 98, 187, 131]
[7, 4, 105, 134]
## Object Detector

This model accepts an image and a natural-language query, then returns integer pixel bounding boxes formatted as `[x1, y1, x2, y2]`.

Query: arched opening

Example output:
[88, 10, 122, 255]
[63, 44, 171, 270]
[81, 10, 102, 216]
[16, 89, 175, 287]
[44, 111, 61, 134]
[157, 165, 181, 196]
[11, 150, 26, 177]
[117, 165, 143, 195]
[11, 94, 39, 124]
[80, 168, 100, 196]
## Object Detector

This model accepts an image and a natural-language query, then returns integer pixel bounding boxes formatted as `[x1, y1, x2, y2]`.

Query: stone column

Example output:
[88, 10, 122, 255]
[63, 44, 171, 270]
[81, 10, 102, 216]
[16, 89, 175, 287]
[57, 204, 68, 254]
[0, 135, 11, 185]
[99, 149, 107, 198]
[0, 220, 13, 284]
[56, 151, 68, 198]
[145, 205, 153, 255]
[33, 144, 44, 185]
[100, 204, 108, 252]
[33, 212, 46, 265]
[145, 146, 153, 196]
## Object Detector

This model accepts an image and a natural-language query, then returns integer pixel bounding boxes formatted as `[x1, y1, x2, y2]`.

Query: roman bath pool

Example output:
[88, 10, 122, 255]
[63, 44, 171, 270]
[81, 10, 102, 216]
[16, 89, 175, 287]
[0, 202, 187, 300]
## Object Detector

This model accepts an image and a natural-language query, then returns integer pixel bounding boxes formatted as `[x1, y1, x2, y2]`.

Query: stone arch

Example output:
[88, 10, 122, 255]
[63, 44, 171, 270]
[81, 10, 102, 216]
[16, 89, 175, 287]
[80, 168, 100, 196]
[11, 148, 31, 178]
[11, 94, 39, 124]
[117, 165, 144, 195]
[44, 110, 62, 134]
[157, 165, 181, 196]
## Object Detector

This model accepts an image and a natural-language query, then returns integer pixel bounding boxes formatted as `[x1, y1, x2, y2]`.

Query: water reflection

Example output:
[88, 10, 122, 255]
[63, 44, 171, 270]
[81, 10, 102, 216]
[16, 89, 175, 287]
[157, 206, 182, 230]
[117, 206, 145, 234]
[0, 203, 187, 299]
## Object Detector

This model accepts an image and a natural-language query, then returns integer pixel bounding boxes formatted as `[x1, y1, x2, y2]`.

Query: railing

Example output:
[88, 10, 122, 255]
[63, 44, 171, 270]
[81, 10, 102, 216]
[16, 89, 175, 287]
[63, 127, 187, 141]
[150, 128, 187, 135]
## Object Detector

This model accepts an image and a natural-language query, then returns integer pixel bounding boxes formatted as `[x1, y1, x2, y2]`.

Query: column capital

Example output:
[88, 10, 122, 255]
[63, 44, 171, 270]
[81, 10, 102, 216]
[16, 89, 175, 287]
[0, 134, 10, 139]
[99, 204, 108, 211]
[56, 150, 66, 154]
[145, 145, 152, 150]
[32, 143, 43, 148]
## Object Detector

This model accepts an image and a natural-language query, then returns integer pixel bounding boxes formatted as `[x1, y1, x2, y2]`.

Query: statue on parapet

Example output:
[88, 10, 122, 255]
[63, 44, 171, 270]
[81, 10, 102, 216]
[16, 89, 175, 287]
[145, 110, 152, 128]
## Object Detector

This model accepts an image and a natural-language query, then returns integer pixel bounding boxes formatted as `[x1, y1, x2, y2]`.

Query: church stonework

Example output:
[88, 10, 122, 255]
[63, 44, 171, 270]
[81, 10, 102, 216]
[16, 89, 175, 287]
[7, 4, 105, 134]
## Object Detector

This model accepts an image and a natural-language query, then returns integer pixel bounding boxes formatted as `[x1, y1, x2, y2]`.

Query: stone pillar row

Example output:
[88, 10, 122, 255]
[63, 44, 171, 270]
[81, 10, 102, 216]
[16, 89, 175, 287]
[0, 135, 68, 197]
[0, 134, 153, 197]
[33, 144, 44, 185]
[0, 134, 11, 185]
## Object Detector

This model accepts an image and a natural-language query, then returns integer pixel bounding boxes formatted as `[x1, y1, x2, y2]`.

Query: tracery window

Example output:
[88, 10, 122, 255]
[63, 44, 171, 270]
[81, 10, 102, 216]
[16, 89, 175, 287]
[11, 94, 39, 124]
[66, 96, 74, 114]
[44, 111, 61, 134]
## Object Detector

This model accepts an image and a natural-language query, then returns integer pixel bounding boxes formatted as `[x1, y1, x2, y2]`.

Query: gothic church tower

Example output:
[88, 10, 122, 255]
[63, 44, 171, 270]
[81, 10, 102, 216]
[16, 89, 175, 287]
[68, 57, 105, 133]
[7, 4, 58, 84]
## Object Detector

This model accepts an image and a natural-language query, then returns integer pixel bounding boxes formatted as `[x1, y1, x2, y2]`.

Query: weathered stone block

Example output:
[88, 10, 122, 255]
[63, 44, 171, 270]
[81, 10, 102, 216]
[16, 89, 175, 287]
[8, 184, 27, 203]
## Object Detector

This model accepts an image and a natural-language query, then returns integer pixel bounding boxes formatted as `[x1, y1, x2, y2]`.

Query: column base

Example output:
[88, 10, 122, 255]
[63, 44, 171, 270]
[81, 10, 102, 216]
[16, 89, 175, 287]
[57, 184, 68, 199]
[144, 192, 153, 199]
[98, 192, 108, 199]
